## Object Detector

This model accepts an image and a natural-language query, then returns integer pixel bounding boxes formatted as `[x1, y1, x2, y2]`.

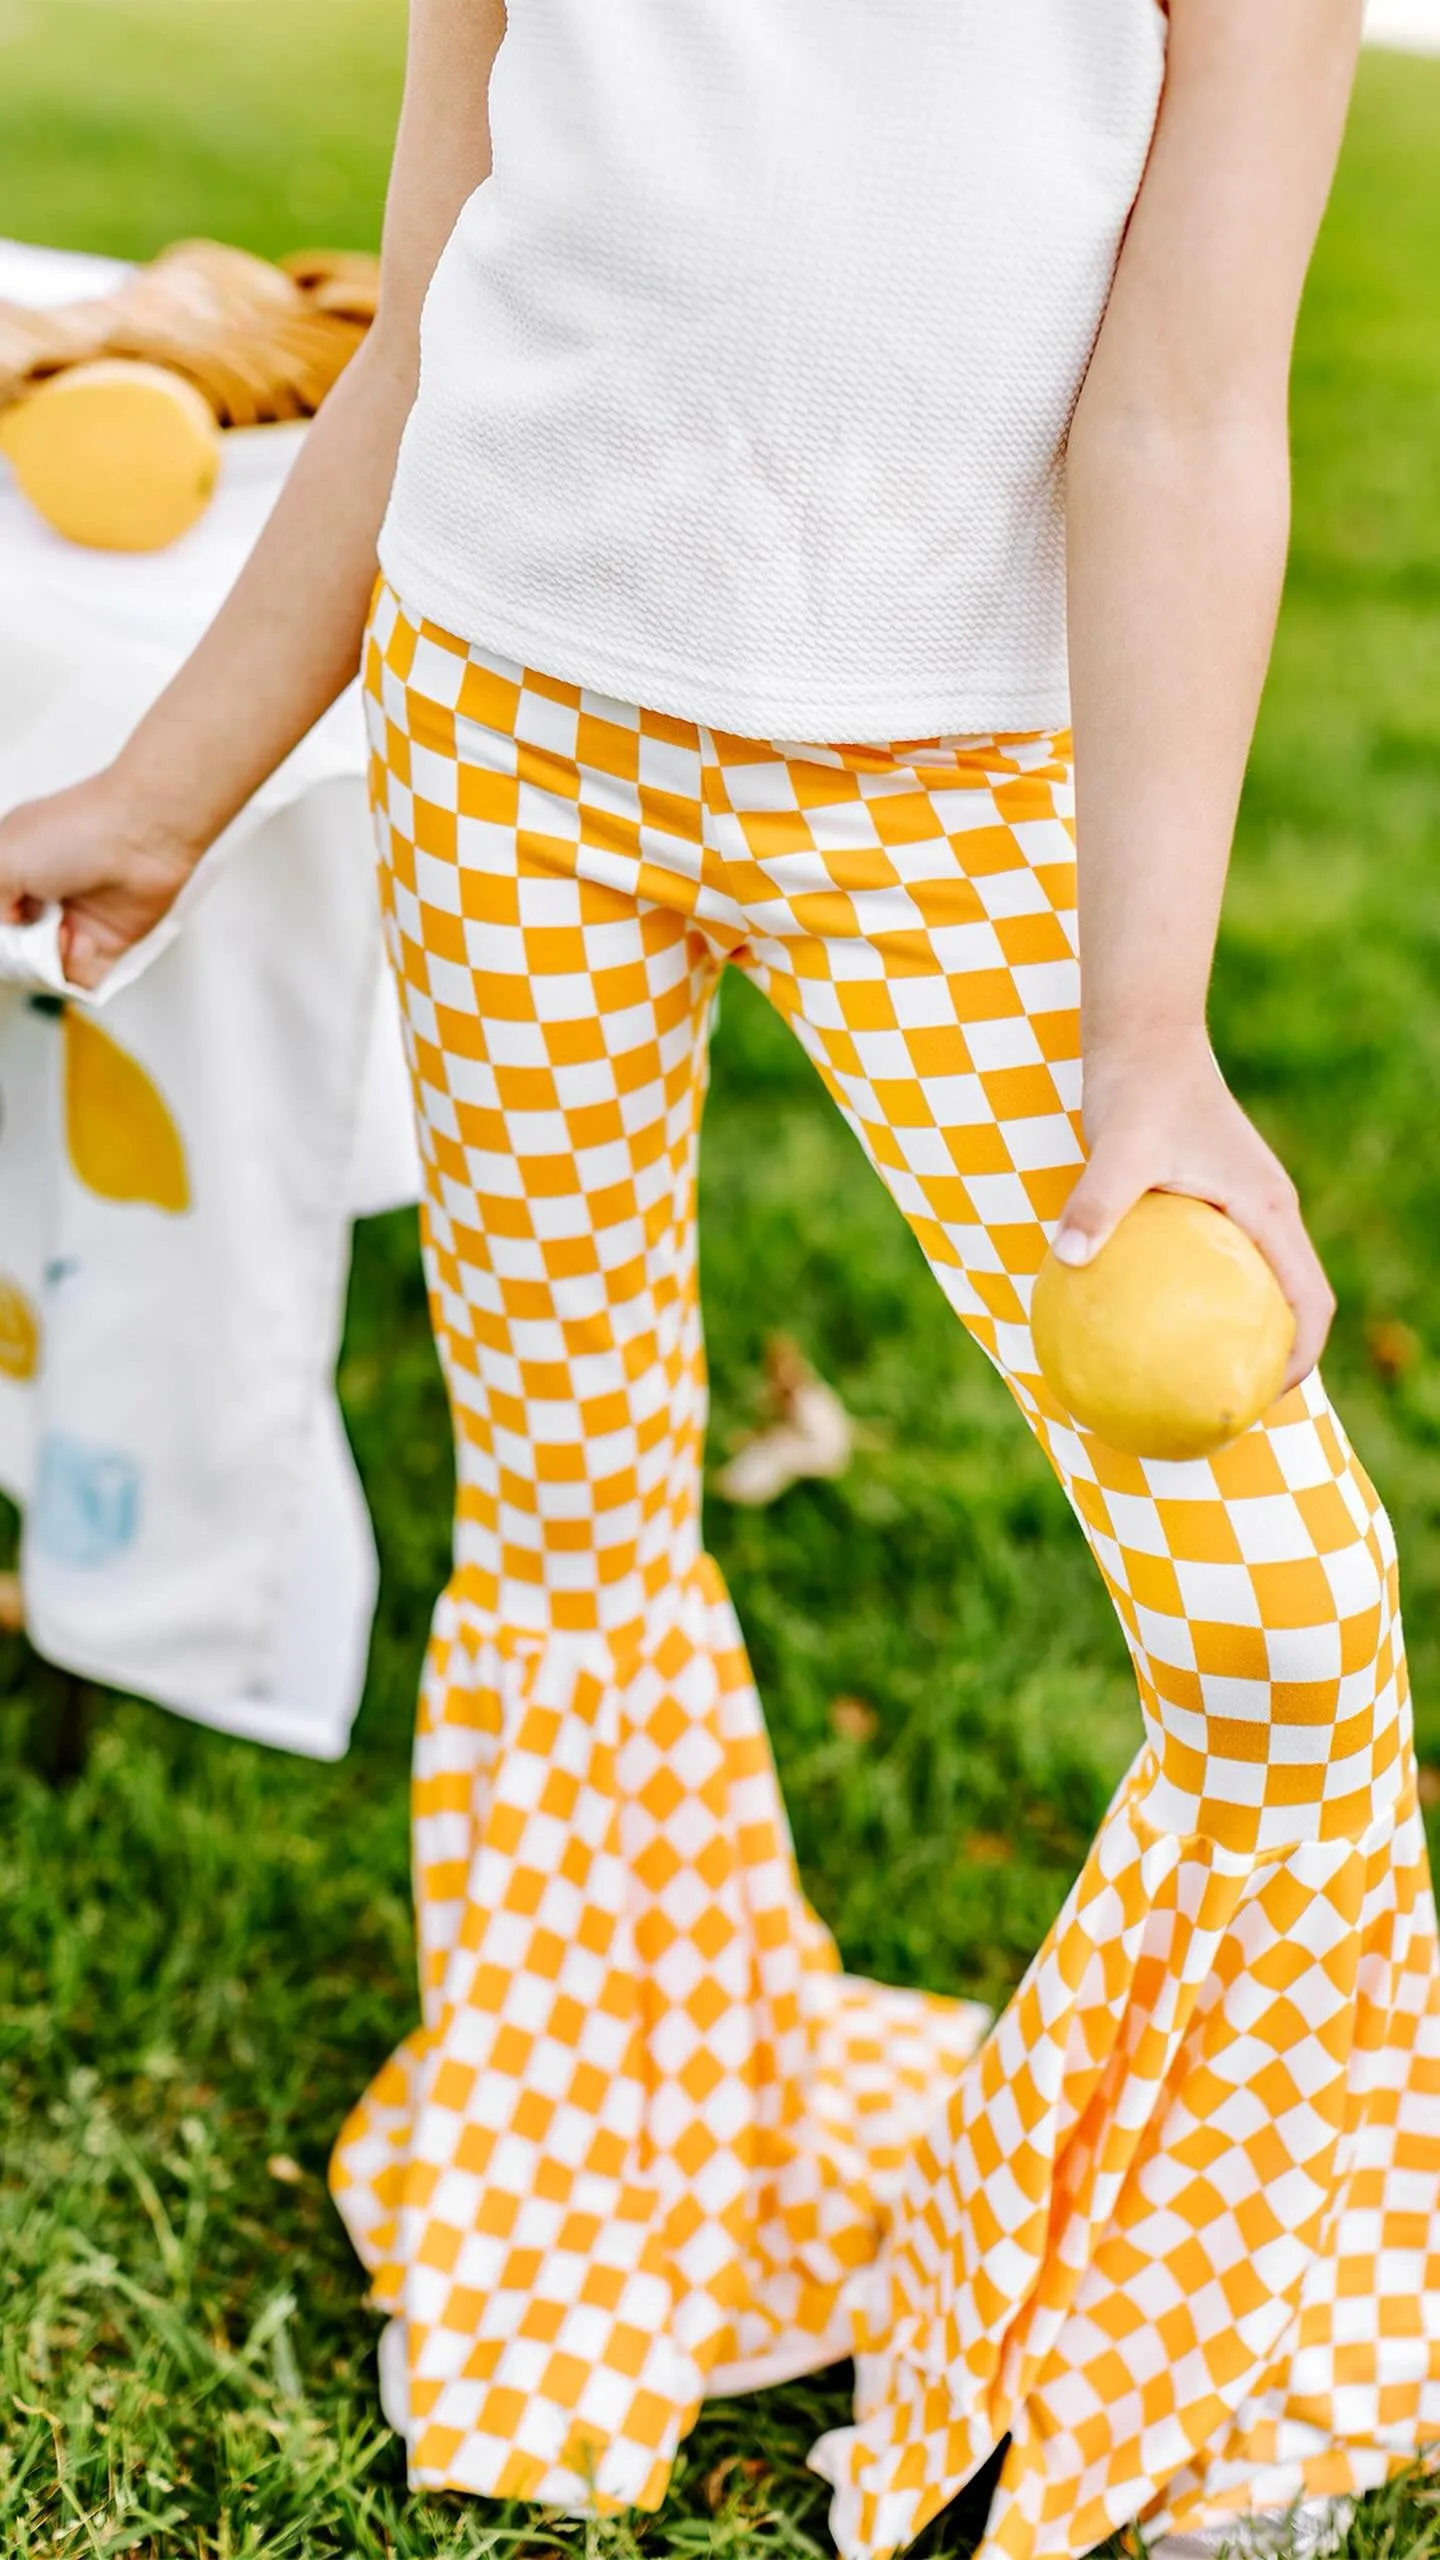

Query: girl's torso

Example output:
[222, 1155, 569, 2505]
[380, 0, 1168, 740]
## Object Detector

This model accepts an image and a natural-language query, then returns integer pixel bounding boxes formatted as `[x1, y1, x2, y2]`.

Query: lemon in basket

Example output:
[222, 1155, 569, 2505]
[0, 358, 220, 552]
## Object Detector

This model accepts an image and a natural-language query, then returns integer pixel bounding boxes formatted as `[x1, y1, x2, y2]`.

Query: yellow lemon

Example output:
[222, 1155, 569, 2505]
[0, 1274, 40, 1381]
[1, 359, 219, 552]
[64, 1009, 190, 1214]
[1031, 1191, 1295, 1461]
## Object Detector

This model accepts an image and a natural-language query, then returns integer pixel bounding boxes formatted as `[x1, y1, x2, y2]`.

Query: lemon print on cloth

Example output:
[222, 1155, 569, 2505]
[63, 1009, 190, 1213]
[0, 1275, 40, 1381]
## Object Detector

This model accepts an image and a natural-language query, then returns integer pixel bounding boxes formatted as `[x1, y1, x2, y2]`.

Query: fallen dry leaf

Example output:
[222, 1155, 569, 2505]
[704, 2455, 771, 2513]
[829, 1695, 880, 1744]
[714, 1334, 853, 1506]
[0, 1572, 22, 1634]
[1366, 1318, 1422, 1384]
[1418, 1768, 1440, 1809]
[266, 2153, 305, 2185]
[964, 1833, 1013, 1867]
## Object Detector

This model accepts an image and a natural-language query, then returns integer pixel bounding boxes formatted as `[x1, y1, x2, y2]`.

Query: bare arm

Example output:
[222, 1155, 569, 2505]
[0, 0, 506, 984]
[1056, 0, 1362, 1384]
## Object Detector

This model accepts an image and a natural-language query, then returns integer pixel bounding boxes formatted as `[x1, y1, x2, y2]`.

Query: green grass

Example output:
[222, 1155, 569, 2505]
[3, 10, 1440, 2553]
[0, 0, 406, 260]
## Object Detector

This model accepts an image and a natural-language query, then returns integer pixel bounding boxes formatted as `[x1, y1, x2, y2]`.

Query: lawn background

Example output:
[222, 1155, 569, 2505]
[2, 9, 1440, 2555]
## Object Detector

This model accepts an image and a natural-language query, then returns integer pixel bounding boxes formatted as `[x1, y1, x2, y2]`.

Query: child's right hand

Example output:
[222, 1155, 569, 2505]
[0, 771, 201, 991]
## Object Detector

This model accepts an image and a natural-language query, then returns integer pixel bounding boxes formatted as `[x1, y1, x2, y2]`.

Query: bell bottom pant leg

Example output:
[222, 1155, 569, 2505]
[332, 585, 1440, 2557]
[329, 587, 990, 2514]
[685, 736, 1440, 2559]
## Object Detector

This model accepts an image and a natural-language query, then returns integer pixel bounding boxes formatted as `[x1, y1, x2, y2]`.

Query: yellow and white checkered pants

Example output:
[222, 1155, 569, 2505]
[331, 583, 1440, 2560]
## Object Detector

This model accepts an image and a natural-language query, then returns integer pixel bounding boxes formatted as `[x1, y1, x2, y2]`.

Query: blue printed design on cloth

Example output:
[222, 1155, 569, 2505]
[33, 1435, 141, 1566]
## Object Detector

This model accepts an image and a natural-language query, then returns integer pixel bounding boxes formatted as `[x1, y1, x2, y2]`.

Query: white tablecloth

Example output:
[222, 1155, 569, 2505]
[1365, 0, 1440, 51]
[0, 237, 421, 1759]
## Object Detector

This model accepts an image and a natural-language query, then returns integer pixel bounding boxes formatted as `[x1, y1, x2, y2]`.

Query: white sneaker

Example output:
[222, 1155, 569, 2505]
[1147, 2498, 1354, 2560]
[376, 2314, 412, 2445]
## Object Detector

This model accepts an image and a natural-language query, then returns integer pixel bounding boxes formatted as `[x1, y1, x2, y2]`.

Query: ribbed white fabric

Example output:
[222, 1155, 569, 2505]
[380, 0, 1168, 741]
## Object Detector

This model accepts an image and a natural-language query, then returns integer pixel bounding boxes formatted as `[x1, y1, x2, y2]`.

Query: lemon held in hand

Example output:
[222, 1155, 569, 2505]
[0, 359, 219, 552]
[1032, 1191, 1295, 1462]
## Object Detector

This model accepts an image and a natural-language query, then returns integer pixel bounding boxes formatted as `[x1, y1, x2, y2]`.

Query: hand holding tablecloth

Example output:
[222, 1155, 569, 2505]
[0, 238, 419, 1759]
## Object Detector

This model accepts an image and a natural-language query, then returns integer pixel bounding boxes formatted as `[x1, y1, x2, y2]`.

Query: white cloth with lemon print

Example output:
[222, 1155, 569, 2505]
[0, 237, 420, 1756]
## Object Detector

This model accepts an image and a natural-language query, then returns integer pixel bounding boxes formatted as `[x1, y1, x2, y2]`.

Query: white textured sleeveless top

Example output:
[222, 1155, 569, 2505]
[380, 0, 1168, 741]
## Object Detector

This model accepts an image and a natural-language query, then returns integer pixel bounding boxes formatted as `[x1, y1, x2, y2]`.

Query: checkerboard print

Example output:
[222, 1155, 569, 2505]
[330, 583, 1440, 2556]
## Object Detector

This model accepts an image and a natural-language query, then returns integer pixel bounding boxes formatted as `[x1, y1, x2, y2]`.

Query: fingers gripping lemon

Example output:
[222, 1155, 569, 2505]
[1032, 1191, 1296, 1461]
